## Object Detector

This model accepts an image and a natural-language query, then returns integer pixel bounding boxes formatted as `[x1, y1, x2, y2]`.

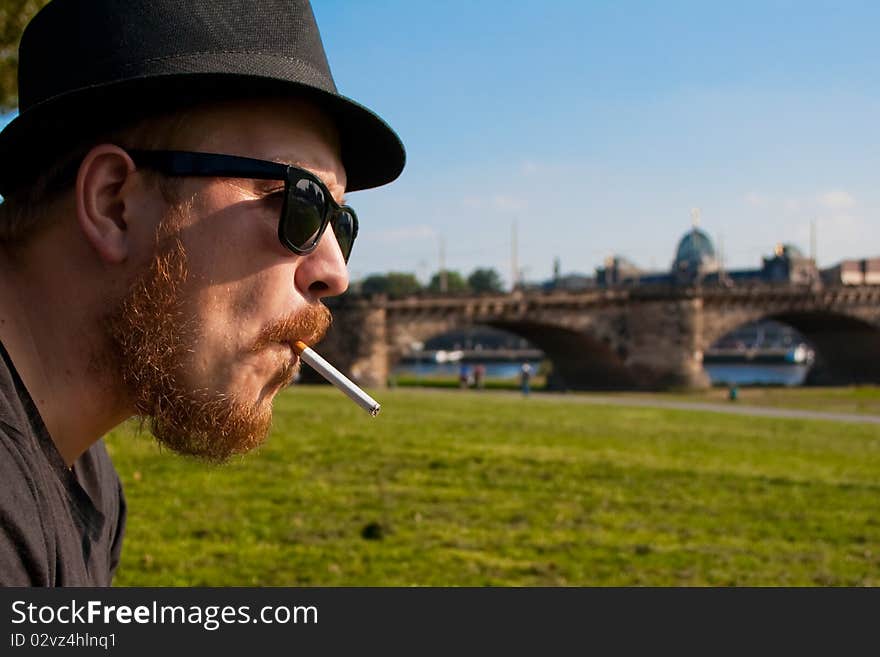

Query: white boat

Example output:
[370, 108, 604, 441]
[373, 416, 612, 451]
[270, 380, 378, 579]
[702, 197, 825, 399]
[434, 349, 464, 363]
[785, 343, 815, 364]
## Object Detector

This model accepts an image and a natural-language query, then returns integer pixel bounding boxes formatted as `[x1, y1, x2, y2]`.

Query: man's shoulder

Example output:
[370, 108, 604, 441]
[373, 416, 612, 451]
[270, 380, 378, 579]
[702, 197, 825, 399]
[0, 369, 52, 508]
[0, 421, 46, 542]
[0, 420, 51, 585]
[0, 346, 36, 450]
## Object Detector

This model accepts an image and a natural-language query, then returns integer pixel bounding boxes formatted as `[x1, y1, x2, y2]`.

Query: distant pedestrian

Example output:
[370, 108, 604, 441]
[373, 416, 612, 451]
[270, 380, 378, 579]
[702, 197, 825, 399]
[474, 364, 486, 390]
[459, 363, 472, 389]
[520, 362, 533, 396]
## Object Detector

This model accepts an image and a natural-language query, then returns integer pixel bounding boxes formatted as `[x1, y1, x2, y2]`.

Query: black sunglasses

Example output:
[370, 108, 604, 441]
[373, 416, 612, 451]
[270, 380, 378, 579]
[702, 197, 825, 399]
[127, 150, 358, 262]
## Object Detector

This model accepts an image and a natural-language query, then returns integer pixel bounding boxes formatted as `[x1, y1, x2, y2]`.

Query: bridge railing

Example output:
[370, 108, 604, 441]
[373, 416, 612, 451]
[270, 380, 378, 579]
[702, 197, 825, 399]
[328, 281, 880, 314]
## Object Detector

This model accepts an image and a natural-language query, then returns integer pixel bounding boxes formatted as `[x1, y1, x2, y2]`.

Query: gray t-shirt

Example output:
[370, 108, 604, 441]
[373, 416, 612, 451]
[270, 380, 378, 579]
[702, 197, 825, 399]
[0, 341, 126, 586]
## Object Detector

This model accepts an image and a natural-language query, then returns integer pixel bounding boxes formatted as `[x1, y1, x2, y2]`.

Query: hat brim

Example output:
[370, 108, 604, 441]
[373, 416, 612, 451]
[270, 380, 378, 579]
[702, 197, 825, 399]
[0, 71, 405, 195]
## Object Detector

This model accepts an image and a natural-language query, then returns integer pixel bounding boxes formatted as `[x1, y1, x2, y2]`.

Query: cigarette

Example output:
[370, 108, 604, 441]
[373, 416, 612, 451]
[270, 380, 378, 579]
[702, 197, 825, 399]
[292, 341, 381, 417]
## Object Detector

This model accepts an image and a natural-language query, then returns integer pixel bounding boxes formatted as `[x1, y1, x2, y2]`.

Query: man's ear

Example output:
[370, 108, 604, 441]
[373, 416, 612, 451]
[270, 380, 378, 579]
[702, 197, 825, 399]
[75, 144, 138, 263]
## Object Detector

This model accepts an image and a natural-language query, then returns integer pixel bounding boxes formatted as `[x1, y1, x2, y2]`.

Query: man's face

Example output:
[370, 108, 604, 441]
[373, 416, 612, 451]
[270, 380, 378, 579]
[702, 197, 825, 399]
[107, 99, 349, 461]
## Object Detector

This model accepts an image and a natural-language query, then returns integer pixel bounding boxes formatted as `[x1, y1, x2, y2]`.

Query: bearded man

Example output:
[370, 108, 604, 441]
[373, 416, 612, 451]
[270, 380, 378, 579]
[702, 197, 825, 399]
[0, 0, 405, 586]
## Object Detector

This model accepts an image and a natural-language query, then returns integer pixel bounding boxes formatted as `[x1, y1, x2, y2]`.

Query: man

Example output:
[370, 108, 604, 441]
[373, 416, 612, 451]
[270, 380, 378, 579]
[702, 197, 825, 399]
[520, 363, 533, 396]
[0, 0, 405, 586]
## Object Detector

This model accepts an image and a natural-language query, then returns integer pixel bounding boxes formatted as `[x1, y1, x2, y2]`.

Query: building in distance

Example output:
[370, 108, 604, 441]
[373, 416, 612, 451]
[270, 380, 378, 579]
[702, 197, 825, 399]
[570, 226, 875, 290]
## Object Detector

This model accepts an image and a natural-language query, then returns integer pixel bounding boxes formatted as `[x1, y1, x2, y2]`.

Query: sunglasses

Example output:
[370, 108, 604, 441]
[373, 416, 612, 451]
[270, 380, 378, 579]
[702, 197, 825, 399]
[127, 150, 358, 262]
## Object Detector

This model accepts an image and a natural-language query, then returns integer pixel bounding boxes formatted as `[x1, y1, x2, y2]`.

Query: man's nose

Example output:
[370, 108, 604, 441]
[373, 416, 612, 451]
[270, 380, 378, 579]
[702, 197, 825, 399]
[294, 228, 350, 300]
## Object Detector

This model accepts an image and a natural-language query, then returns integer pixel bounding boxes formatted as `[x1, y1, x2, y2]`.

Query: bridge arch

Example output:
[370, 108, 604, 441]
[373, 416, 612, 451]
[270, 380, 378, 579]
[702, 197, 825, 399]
[388, 318, 638, 390]
[773, 311, 880, 384]
[704, 309, 880, 385]
[486, 320, 637, 389]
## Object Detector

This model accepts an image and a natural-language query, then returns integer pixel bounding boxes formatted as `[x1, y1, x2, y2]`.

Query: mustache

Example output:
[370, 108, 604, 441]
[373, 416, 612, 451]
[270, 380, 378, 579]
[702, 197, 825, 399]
[251, 303, 332, 353]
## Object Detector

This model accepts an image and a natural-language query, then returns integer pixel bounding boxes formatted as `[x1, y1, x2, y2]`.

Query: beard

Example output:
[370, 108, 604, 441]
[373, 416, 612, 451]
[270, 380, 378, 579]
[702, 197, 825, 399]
[105, 217, 331, 462]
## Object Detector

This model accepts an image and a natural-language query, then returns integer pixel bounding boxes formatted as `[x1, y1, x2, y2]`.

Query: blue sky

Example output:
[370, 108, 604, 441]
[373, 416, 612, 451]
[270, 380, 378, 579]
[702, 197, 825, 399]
[313, 0, 879, 286]
[4, 1, 878, 287]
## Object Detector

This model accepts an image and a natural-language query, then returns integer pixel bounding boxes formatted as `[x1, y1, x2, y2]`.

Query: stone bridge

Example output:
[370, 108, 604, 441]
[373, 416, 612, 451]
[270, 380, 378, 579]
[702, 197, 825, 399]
[311, 284, 880, 390]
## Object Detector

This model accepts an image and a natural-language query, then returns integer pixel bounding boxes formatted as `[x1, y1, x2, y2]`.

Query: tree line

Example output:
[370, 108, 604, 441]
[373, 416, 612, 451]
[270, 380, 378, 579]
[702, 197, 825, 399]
[355, 268, 505, 298]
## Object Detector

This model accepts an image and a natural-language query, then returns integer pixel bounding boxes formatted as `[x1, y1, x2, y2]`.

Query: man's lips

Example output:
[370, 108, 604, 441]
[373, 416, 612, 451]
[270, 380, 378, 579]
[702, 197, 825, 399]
[252, 304, 331, 357]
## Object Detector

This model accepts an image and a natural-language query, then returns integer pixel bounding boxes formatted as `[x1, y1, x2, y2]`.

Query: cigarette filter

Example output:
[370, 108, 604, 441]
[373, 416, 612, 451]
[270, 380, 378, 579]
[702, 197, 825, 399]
[293, 341, 381, 417]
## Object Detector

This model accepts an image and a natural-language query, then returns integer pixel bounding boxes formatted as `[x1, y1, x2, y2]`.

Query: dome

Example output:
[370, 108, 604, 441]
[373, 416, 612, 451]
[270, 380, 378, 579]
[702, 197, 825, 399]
[672, 227, 719, 280]
[675, 228, 716, 264]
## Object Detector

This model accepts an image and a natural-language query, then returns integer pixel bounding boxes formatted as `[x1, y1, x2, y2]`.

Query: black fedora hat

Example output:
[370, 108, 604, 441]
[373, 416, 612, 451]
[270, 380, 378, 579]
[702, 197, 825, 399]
[0, 0, 405, 196]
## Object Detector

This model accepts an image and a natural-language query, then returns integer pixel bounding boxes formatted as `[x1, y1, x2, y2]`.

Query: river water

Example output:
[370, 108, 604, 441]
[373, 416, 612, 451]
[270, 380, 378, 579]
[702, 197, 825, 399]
[393, 361, 810, 386]
[394, 361, 543, 380]
[703, 363, 809, 386]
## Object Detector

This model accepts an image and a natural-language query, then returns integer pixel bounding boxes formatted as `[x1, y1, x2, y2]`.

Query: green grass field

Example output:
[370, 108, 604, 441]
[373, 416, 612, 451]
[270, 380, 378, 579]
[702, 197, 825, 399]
[394, 378, 880, 416]
[620, 385, 880, 416]
[106, 386, 880, 586]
